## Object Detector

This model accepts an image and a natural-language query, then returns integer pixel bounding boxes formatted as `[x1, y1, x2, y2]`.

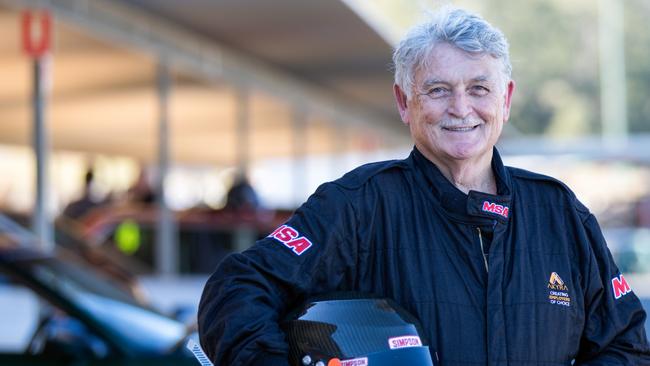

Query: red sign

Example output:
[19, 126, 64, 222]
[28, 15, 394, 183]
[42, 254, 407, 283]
[21, 10, 52, 58]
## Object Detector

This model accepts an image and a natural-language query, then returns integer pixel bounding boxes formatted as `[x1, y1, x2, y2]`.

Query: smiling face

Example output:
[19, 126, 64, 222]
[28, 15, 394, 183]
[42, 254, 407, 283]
[394, 42, 515, 167]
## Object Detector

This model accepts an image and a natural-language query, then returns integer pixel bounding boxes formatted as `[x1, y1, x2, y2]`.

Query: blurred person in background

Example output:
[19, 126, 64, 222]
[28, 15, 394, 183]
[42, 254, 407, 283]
[224, 172, 260, 212]
[127, 167, 158, 205]
[61, 168, 107, 220]
[199, 7, 650, 365]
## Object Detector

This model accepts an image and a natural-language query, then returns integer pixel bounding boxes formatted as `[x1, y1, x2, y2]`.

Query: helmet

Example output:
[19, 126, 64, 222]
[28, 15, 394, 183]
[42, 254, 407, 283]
[282, 294, 436, 366]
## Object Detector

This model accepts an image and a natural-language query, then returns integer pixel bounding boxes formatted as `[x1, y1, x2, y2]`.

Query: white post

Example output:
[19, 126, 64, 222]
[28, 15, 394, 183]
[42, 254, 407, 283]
[156, 60, 178, 275]
[235, 87, 250, 174]
[292, 106, 308, 206]
[32, 56, 54, 251]
[599, 0, 628, 149]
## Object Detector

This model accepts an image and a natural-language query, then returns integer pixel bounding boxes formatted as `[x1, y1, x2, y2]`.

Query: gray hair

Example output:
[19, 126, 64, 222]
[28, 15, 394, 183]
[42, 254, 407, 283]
[393, 7, 512, 96]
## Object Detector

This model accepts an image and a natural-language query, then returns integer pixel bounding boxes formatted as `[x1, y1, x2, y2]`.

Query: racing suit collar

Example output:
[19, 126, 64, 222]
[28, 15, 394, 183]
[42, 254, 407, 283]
[411, 147, 512, 223]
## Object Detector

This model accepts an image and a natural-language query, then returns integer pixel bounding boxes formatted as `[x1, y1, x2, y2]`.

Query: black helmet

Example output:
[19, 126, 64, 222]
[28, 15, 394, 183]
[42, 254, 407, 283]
[282, 294, 436, 366]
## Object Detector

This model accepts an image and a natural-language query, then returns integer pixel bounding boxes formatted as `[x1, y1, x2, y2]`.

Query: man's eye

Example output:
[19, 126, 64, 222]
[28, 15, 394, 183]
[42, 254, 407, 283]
[470, 85, 489, 95]
[426, 87, 448, 97]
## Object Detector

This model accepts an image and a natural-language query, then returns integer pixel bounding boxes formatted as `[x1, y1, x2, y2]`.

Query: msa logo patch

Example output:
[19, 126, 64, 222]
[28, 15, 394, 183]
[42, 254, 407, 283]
[388, 335, 422, 349]
[547, 272, 571, 307]
[268, 225, 313, 255]
[340, 358, 368, 366]
[482, 201, 509, 218]
[612, 274, 632, 299]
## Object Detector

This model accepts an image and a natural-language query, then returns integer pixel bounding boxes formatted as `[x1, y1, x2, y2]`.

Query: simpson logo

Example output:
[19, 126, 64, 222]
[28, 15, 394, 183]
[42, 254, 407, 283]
[341, 358, 368, 366]
[482, 201, 509, 218]
[388, 335, 422, 349]
[547, 272, 571, 307]
[612, 274, 632, 299]
[268, 224, 313, 255]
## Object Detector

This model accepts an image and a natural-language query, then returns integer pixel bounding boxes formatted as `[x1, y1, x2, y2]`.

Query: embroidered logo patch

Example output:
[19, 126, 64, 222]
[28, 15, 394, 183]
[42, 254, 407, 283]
[547, 272, 571, 307]
[268, 224, 313, 255]
[612, 274, 632, 299]
[482, 201, 509, 218]
[340, 358, 368, 366]
[388, 335, 422, 349]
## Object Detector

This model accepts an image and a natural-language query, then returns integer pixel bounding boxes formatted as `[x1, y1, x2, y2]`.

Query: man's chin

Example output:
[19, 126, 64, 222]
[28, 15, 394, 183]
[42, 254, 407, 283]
[444, 144, 491, 162]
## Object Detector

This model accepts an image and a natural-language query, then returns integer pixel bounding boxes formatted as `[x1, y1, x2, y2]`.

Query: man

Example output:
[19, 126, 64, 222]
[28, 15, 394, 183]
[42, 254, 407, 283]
[199, 7, 650, 365]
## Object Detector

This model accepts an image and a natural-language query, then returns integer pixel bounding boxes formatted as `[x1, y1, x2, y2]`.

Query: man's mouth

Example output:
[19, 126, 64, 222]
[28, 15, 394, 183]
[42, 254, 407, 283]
[443, 125, 479, 132]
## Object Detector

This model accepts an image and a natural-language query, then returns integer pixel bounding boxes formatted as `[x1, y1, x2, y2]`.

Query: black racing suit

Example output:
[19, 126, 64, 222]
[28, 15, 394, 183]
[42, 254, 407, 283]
[199, 147, 650, 365]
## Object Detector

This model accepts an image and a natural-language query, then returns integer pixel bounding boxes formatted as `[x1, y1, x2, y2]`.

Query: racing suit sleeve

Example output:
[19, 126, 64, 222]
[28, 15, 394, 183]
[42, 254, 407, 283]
[198, 183, 359, 365]
[576, 213, 650, 365]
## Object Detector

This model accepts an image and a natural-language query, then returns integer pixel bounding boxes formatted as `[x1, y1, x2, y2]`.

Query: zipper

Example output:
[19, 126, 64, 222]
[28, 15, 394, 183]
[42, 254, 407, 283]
[477, 227, 488, 273]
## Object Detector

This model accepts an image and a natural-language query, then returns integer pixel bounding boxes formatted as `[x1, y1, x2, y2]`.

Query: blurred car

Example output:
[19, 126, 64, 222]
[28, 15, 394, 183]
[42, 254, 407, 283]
[0, 243, 199, 365]
[1, 211, 146, 301]
[80, 204, 292, 274]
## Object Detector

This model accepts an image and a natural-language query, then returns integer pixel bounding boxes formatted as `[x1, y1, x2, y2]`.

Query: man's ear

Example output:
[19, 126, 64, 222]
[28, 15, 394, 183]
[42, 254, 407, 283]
[393, 84, 410, 125]
[502, 80, 515, 122]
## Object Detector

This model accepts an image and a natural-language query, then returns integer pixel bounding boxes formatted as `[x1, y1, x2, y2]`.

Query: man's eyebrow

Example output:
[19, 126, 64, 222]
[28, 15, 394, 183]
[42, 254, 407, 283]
[421, 78, 449, 88]
[421, 75, 493, 88]
[471, 75, 490, 82]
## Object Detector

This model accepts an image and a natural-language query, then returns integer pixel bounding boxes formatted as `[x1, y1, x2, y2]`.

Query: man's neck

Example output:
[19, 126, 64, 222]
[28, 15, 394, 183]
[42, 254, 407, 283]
[420, 148, 497, 195]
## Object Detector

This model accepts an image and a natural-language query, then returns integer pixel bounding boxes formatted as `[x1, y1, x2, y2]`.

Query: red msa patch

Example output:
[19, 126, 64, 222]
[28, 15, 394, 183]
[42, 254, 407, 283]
[388, 335, 422, 349]
[482, 201, 509, 218]
[268, 225, 313, 255]
[612, 274, 632, 299]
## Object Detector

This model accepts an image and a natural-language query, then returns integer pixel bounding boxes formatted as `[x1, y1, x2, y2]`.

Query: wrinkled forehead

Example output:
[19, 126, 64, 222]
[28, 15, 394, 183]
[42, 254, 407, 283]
[414, 43, 506, 86]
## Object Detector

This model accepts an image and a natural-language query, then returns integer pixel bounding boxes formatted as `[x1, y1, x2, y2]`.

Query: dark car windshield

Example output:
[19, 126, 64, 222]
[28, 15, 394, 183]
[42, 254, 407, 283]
[23, 257, 187, 354]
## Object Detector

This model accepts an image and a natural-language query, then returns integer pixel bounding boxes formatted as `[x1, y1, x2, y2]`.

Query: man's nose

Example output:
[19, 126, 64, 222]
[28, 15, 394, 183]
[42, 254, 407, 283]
[447, 91, 472, 118]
